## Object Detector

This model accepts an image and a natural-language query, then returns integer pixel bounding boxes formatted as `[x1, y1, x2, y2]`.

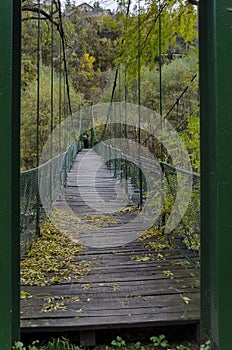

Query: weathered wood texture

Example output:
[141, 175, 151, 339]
[21, 149, 200, 333]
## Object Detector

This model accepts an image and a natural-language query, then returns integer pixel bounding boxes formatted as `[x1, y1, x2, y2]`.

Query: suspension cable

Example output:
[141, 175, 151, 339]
[57, 0, 77, 142]
[158, 0, 164, 164]
[100, 0, 131, 142]
[140, 2, 167, 56]
[138, 0, 143, 207]
[59, 36, 62, 151]
[36, 0, 41, 236]
[36, 0, 41, 169]
[158, 0, 162, 119]
[57, 0, 72, 116]
[164, 74, 197, 119]
[141, 73, 198, 147]
[50, 0, 54, 158]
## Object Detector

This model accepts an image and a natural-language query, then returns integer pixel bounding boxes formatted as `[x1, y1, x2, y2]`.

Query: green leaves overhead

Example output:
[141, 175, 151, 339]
[116, 0, 198, 79]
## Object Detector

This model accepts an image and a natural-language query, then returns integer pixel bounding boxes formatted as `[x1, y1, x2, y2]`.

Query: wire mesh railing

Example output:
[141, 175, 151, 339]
[20, 141, 81, 255]
[96, 141, 200, 265]
[161, 162, 200, 265]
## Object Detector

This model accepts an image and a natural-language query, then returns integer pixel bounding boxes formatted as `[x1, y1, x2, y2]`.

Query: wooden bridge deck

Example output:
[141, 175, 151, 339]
[20, 149, 200, 341]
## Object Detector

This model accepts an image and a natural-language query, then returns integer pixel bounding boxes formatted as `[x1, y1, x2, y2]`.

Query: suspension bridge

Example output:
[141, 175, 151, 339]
[20, 107, 200, 346]
[2, 0, 232, 348]
[15, 0, 203, 345]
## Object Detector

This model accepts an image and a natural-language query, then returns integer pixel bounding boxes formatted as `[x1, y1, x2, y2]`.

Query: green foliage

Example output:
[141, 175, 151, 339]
[176, 345, 191, 350]
[62, 8, 120, 101]
[199, 340, 212, 350]
[13, 337, 83, 350]
[101, 51, 199, 171]
[110, 336, 146, 349]
[111, 336, 126, 348]
[21, 60, 37, 90]
[180, 115, 200, 173]
[128, 342, 145, 350]
[13, 335, 212, 349]
[20, 66, 83, 170]
[43, 337, 83, 349]
[13, 340, 39, 350]
[116, 0, 198, 79]
[159, 167, 200, 252]
[150, 334, 169, 348]
[21, 1, 121, 170]
[142, 51, 198, 116]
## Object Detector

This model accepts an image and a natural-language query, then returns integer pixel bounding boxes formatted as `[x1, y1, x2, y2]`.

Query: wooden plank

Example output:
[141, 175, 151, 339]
[21, 312, 199, 332]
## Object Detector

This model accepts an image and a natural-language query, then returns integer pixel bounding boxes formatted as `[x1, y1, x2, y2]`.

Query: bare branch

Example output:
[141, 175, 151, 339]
[22, 5, 60, 30]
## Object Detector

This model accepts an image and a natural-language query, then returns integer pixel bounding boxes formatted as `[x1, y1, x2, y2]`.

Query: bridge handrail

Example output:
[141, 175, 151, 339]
[20, 140, 81, 254]
[96, 141, 200, 263]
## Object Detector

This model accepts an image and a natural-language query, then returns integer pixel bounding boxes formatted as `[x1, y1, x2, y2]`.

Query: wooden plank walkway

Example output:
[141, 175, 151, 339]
[20, 149, 200, 342]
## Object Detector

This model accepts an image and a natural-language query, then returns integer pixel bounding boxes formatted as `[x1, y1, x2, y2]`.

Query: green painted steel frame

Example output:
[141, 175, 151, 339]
[0, 0, 21, 347]
[200, 0, 232, 348]
[1, 0, 232, 347]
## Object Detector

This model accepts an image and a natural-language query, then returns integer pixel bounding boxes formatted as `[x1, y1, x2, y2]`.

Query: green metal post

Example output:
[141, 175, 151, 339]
[0, 0, 21, 347]
[200, 0, 232, 348]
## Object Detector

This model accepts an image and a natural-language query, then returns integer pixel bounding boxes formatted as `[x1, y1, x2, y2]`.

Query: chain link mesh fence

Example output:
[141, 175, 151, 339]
[96, 141, 200, 266]
[20, 141, 81, 255]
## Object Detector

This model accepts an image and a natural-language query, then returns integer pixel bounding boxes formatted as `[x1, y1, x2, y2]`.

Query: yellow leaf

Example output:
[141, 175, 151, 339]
[181, 295, 191, 304]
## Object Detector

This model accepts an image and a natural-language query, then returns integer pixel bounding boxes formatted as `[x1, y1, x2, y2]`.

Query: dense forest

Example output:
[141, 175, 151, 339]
[21, 0, 199, 171]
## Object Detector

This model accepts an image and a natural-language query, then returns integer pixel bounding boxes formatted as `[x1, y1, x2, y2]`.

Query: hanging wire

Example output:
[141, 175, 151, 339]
[50, 0, 54, 203]
[124, 69, 128, 190]
[57, 0, 76, 142]
[176, 98, 179, 125]
[100, 0, 131, 142]
[158, 0, 165, 229]
[57, 0, 72, 117]
[140, 2, 167, 55]
[59, 36, 62, 151]
[164, 73, 197, 119]
[158, 0, 163, 120]
[63, 69, 67, 149]
[50, 0, 54, 158]
[118, 65, 122, 138]
[36, 0, 41, 236]
[36, 0, 41, 169]
[124, 70, 128, 140]
[91, 102, 94, 147]
[137, 0, 143, 207]
[79, 104, 83, 147]
[141, 73, 198, 148]
[123, 1, 131, 188]
[100, 69, 118, 141]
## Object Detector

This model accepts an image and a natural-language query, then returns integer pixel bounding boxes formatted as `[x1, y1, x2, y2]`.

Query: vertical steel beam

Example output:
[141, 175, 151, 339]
[0, 0, 21, 347]
[200, 0, 232, 348]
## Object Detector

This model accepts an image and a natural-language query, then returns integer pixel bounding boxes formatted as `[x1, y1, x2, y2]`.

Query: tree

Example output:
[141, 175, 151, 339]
[21, 66, 84, 170]
[116, 0, 198, 80]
